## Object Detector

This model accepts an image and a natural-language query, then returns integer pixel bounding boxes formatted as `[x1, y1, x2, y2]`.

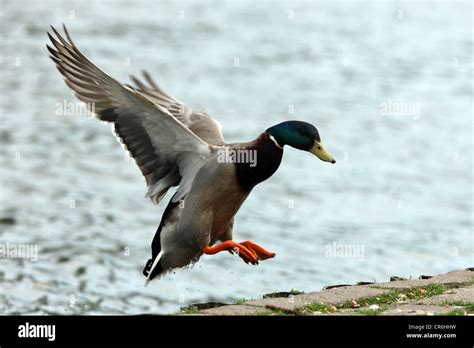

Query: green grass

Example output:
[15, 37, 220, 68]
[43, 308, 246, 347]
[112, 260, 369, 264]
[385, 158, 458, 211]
[301, 302, 337, 314]
[339, 284, 447, 309]
[300, 284, 448, 316]
[355, 306, 388, 315]
[179, 306, 200, 314]
[439, 301, 474, 314]
[463, 303, 474, 313]
[178, 281, 470, 316]
[253, 308, 289, 316]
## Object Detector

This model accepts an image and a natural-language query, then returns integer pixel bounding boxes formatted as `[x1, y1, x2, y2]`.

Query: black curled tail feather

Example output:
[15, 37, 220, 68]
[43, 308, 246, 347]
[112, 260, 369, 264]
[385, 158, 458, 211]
[142, 194, 181, 280]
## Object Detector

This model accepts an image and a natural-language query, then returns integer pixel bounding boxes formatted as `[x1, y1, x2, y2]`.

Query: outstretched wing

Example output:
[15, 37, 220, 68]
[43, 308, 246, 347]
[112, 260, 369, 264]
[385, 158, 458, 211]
[130, 71, 225, 146]
[47, 25, 213, 204]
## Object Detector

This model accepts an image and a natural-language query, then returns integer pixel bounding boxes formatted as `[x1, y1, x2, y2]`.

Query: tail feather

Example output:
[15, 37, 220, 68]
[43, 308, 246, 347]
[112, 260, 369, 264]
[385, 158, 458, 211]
[144, 251, 163, 287]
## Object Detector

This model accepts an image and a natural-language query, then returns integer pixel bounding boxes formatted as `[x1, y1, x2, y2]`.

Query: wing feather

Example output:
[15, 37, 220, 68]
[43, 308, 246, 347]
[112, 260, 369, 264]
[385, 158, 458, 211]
[47, 24, 214, 204]
[130, 70, 226, 146]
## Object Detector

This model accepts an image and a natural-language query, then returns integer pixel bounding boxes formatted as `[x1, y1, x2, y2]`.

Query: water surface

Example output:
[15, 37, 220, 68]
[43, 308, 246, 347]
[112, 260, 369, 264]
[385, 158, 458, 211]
[0, 0, 472, 314]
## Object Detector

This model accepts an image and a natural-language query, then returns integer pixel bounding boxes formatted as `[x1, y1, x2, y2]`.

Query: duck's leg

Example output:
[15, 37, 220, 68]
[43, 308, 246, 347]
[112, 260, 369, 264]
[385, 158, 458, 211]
[239, 241, 276, 260]
[203, 241, 258, 264]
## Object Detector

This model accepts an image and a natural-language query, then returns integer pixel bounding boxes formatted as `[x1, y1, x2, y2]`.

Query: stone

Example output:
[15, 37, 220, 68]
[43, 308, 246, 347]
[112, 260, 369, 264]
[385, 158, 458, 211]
[244, 285, 389, 312]
[376, 270, 473, 289]
[184, 269, 474, 316]
[380, 304, 457, 316]
[199, 305, 270, 315]
[421, 286, 474, 305]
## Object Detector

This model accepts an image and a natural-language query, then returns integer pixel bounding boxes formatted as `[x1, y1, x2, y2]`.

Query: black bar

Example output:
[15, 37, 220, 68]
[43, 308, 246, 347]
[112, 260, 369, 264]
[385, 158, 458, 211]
[0, 315, 472, 346]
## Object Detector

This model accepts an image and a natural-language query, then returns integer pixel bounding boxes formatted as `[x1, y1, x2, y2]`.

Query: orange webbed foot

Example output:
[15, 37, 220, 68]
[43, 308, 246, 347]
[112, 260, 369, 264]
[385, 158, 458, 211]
[203, 240, 258, 265]
[202, 240, 275, 265]
[239, 240, 276, 261]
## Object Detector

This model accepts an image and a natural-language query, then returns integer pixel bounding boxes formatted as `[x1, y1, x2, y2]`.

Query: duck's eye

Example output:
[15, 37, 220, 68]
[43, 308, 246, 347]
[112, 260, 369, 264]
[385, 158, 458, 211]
[317, 146, 321, 150]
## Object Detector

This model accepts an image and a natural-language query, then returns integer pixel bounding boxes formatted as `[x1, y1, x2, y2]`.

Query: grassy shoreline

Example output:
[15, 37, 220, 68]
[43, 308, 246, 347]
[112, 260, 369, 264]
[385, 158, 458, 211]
[178, 269, 474, 316]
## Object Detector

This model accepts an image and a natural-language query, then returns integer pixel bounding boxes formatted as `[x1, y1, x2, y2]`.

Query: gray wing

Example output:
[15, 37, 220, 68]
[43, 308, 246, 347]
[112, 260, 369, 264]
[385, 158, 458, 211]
[130, 71, 225, 146]
[47, 25, 213, 204]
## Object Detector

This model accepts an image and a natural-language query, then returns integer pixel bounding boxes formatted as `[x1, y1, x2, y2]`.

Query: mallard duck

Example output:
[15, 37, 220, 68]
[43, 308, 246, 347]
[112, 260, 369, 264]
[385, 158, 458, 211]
[47, 25, 336, 285]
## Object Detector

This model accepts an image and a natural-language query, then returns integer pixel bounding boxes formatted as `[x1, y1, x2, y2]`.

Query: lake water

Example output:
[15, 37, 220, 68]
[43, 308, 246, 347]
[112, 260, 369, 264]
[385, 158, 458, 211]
[0, 0, 472, 314]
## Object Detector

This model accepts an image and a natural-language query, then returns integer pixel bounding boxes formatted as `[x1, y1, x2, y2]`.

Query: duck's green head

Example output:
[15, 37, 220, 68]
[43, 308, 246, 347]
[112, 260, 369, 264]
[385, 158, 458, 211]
[266, 120, 336, 163]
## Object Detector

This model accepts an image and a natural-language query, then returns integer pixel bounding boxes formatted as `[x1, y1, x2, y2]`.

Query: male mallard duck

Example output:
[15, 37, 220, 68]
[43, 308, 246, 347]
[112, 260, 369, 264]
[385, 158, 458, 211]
[47, 25, 336, 285]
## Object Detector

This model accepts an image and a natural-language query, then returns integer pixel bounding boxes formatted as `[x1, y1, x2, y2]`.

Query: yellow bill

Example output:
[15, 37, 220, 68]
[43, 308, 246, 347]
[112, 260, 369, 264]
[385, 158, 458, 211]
[309, 141, 336, 164]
